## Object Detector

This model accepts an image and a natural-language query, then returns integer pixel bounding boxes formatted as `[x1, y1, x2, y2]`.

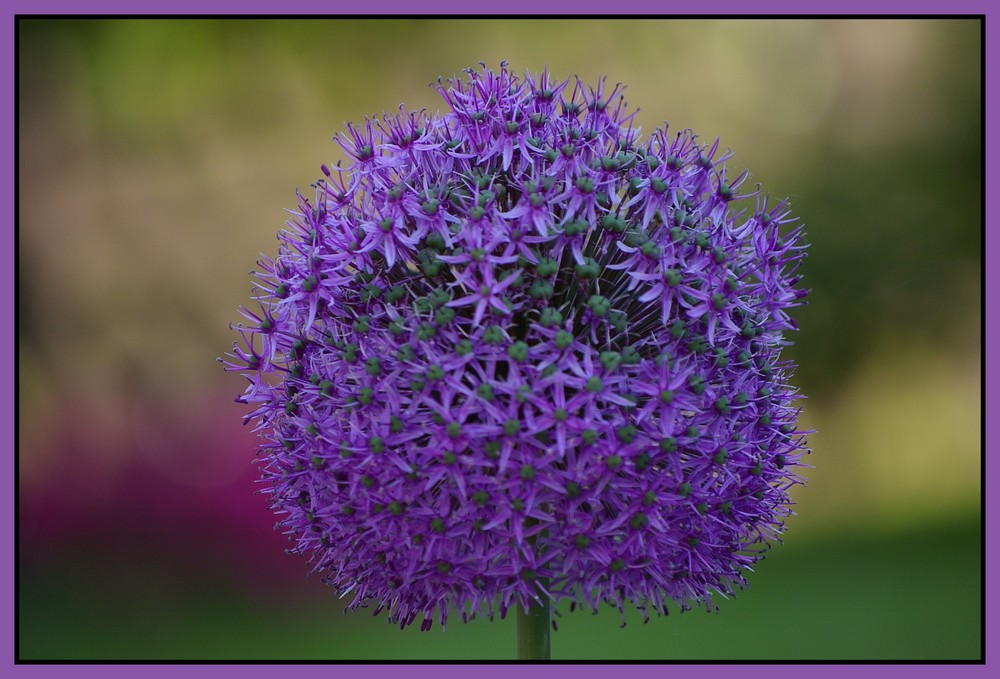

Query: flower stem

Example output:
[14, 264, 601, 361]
[516, 596, 550, 660]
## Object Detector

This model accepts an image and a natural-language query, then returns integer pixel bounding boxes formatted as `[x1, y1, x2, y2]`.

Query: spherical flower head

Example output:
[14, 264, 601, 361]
[225, 62, 810, 630]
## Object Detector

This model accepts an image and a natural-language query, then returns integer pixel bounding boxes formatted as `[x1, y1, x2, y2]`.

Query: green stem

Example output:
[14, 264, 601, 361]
[516, 596, 551, 660]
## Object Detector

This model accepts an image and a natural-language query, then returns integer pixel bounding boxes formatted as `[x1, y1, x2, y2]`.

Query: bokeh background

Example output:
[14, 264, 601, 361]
[17, 18, 982, 660]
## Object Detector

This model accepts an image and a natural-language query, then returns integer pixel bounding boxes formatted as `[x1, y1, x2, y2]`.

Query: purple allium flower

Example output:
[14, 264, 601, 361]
[225, 62, 810, 631]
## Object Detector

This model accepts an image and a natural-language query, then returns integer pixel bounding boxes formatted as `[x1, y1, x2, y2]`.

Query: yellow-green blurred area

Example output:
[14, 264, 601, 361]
[17, 18, 981, 660]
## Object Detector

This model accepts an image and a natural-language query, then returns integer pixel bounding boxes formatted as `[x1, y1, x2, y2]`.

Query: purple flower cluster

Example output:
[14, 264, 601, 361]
[226, 63, 809, 630]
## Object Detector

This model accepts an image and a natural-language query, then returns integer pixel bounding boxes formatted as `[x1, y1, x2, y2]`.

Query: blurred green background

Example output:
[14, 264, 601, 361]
[17, 18, 982, 660]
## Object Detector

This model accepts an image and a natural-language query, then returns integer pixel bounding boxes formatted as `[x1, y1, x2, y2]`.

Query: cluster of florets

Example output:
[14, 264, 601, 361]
[226, 63, 809, 630]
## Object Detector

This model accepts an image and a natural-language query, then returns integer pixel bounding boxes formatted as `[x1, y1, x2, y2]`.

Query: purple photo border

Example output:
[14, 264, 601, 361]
[3, 0, 992, 677]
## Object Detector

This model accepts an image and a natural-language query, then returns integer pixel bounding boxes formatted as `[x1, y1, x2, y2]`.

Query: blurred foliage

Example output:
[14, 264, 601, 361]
[17, 18, 982, 660]
[17, 18, 981, 395]
[19, 518, 980, 660]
